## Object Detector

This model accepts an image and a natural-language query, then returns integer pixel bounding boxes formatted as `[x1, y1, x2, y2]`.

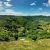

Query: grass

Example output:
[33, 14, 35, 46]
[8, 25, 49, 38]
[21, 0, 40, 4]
[0, 38, 50, 50]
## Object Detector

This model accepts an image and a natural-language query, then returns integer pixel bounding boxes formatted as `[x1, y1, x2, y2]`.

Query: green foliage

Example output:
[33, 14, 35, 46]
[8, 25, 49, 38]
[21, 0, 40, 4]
[14, 33, 18, 40]
[0, 15, 50, 41]
[31, 35, 37, 41]
[0, 32, 10, 41]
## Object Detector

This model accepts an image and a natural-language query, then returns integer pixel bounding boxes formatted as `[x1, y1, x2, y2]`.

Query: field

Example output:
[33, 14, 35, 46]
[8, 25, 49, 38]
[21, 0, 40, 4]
[0, 15, 50, 50]
[0, 39, 50, 50]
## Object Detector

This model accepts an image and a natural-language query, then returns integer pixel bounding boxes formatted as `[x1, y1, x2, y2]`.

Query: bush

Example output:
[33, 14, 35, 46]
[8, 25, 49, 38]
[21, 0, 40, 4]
[31, 35, 37, 41]
[27, 34, 37, 41]
[0, 34, 10, 41]
[4, 35, 10, 41]
[0, 31, 17, 41]
[14, 33, 18, 40]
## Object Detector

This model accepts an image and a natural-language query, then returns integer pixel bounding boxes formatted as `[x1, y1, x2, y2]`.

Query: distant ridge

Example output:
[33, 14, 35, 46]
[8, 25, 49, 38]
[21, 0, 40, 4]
[0, 15, 50, 17]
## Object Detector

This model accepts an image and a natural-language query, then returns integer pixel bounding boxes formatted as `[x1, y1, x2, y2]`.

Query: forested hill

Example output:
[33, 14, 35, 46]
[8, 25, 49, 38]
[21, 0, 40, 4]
[0, 15, 50, 41]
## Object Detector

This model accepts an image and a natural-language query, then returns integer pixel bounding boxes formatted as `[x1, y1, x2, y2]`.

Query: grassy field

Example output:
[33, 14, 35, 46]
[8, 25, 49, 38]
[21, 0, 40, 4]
[0, 38, 50, 50]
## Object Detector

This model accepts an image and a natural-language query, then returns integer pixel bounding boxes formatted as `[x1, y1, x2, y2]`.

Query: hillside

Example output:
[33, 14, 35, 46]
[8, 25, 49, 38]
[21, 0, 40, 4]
[0, 15, 50, 50]
[0, 15, 50, 41]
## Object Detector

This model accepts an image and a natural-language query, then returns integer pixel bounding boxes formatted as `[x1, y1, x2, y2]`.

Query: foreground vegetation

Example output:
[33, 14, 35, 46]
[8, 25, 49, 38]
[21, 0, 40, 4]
[0, 15, 50, 50]
[0, 39, 50, 50]
[0, 15, 50, 41]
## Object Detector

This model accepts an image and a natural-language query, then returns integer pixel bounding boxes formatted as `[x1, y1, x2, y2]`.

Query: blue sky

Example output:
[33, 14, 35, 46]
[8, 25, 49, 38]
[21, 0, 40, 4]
[0, 0, 50, 16]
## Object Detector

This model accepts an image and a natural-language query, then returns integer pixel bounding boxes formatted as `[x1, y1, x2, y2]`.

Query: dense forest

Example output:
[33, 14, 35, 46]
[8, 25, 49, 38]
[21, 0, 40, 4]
[0, 15, 50, 41]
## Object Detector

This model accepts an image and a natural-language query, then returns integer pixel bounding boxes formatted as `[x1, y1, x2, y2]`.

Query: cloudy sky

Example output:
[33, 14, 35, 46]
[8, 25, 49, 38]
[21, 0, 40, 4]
[0, 0, 50, 16]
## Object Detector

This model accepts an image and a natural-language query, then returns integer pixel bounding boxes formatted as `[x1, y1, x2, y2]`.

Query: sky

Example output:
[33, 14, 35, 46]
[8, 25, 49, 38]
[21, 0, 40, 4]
[0, 0, 50, 16]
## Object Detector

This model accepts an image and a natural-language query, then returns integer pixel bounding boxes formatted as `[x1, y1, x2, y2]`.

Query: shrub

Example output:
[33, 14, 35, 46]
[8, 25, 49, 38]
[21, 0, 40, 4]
[27, 34, 37, 41]
[14, 33, 18, 40]
[31, 35, 37, 41]
[0, 34, 10, 41]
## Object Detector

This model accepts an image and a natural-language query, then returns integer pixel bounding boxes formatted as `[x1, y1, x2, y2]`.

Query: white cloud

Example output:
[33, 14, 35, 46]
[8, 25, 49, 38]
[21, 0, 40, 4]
[48, 0, 50, 4]
[4, 2, 12, 7]
[30, 12, 50, 16]
[0, 9, 25, 16]
[43, 3, 49, 7]
[0, 1, 3, 6]
[0, 1, 12, 7]
[0, 1, 4, 11]
[0, 9, 50, 16]
[30, 2, 36, 6]
[38, 8, 43, 11]
[6, 0, 11, 2]
[0, 0, 25, 16]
